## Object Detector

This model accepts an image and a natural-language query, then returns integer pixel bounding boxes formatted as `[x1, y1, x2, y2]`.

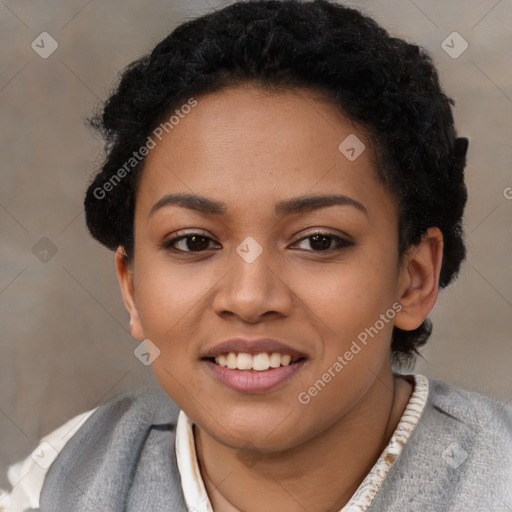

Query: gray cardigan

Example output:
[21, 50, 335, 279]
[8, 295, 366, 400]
[32, 378, 512, 511]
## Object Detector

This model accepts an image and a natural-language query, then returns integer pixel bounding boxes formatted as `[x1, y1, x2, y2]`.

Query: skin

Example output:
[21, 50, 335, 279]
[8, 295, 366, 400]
[116, 85, 443, 512]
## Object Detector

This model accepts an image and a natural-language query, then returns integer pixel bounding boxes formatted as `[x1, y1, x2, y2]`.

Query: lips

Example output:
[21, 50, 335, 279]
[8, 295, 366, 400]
[200, 338, 308, 393]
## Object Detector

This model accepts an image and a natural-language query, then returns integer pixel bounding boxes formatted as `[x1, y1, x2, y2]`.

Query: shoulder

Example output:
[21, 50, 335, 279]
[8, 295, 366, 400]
[370, 376, 512, 511]
[426, 378, 512, 509]
[427, 378, 512, 476]
[41, 385, 180, 477]
[1, 386, 179, 512]
[1, 407, 98, 512]
[427, 377, 512, 440]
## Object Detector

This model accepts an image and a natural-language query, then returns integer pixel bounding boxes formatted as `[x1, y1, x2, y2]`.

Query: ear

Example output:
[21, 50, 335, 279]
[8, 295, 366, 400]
[394, 227, 444, 331]
[115, 247, 145, 341]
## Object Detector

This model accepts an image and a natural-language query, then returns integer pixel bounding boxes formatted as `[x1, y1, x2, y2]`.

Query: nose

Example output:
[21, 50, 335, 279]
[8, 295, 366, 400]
[212, 244, 294, 324]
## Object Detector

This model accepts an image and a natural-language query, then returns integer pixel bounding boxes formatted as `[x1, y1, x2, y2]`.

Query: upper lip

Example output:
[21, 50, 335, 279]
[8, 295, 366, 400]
[201, 338, 308, 360]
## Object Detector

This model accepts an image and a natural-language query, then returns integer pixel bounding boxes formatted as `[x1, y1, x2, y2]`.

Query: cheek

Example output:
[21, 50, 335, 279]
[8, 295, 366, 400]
[300, 252, 398, 337]
[132, 259, 206, 406]
[300, 258, 399, 406]
[134, 255, 207, 329]
[289, 264, 398, 437]
[131, 257, 215, 381]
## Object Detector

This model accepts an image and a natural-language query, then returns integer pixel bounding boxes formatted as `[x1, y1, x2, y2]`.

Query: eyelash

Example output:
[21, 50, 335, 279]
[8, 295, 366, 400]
[161, 230, 355, 254]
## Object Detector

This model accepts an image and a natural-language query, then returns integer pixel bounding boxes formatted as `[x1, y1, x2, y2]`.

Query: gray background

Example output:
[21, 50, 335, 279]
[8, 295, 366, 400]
[1, 0, 511, 491]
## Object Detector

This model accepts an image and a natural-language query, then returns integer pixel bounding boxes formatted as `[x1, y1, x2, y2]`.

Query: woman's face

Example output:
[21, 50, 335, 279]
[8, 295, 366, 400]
[121, 85, 409, 451]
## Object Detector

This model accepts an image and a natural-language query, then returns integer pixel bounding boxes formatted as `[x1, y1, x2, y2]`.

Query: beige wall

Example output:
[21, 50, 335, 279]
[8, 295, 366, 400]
[1, 0, 511, 488]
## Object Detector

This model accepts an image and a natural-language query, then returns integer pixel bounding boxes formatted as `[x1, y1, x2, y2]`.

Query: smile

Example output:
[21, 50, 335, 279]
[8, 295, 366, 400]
[203, 354, 307, 393]
[212, 351, 303, 371]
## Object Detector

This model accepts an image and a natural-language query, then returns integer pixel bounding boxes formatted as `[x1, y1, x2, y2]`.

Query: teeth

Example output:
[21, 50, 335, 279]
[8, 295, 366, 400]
[253, 353, 270, 371]
[226, 352, 237, 369]
[236, 353, 253, 370]
[214, 352, 297, 371]
[269, 352, 282, 368]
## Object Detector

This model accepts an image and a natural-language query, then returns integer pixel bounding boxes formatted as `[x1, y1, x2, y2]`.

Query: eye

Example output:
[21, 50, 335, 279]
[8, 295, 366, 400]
[162, 232, 220, 253]
[292, 231, 354, 252]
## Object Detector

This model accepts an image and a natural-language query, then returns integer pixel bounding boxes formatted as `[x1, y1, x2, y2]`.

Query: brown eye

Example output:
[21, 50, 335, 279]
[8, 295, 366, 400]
[293, 232, 354, 252]
[163, 233, 218, 253]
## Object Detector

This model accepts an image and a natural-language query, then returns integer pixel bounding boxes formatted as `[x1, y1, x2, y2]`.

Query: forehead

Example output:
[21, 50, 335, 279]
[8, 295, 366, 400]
[136, 85, 392, 221]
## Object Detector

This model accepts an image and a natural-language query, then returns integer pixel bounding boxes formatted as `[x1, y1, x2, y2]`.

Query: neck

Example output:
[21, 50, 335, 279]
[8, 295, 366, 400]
[195, 368, 414, 512]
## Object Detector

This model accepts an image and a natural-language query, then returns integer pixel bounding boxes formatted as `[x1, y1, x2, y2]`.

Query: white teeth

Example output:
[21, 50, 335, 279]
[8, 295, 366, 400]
[236, 353, 253, 370]
[281, 354, 292, 366]
[226, 352, 237, 369]
[252, 353, 270, 371]
[213, 351, 298, 371]
[269, 353, 282, 368]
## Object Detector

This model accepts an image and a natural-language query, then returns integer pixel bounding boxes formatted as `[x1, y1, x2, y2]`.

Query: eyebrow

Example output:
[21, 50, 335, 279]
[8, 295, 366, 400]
[149, 192, 368, 218]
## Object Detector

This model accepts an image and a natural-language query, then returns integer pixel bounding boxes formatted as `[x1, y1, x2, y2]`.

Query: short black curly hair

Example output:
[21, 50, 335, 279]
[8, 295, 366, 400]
[84, 0, 468, 367]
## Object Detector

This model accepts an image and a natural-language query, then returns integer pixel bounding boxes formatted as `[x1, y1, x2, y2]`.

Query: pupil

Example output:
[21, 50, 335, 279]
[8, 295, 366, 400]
[311, 235, 331, 251]
[187, 235, 209, 251]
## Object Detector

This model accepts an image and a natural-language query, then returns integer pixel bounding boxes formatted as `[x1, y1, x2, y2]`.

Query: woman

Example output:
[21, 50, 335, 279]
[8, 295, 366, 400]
[2, 1, 511, 511]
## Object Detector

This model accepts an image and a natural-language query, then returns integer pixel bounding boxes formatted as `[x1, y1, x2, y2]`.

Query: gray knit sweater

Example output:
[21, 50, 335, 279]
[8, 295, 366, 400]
[30, 378, 512, 511]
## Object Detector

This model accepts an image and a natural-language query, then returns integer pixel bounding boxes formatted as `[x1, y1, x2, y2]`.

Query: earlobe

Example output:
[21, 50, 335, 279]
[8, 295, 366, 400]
[114, 247, 145, 341]
[394, 227, 444, 331]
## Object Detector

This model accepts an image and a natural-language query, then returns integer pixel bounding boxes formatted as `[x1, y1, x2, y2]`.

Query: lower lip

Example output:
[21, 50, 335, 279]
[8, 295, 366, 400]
[203, 359, 306, 393]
